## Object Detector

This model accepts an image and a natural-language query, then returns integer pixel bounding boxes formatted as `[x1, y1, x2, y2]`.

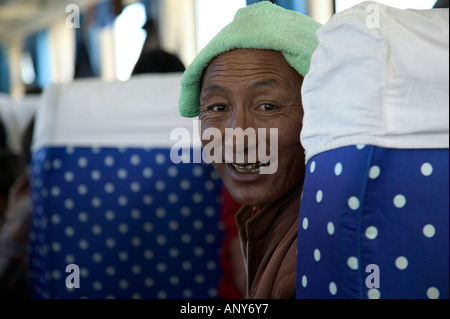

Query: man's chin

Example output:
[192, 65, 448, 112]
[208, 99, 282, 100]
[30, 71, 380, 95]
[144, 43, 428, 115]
[224, 185, 271, 208]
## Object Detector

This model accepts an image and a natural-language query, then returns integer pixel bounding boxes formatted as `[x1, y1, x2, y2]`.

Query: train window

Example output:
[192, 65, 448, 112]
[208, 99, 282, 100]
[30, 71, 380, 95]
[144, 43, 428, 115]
[335, 0, 438, 11]
[113, 2, 147, 81]
[20, 51, 36, 87]
[196, 0, 246, 51]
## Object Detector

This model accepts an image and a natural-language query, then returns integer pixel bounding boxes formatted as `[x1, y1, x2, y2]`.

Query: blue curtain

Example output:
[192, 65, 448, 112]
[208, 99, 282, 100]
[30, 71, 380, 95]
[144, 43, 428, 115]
[74, 0, 116, 78]
[0, 47, 10, 94]
[35, 30, 52, 89]
[275, 0, 308, 14]
[94, 0, 116, 27]
[246, 0, 308, 14]
[140, 0, 151, 19]
[246, 0, 270, 5]
[74, 12, 97, 78]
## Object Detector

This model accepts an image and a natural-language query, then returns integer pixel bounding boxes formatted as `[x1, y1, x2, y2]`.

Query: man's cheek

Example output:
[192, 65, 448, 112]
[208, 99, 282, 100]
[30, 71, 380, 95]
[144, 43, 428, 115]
[201, 127, 224, 164]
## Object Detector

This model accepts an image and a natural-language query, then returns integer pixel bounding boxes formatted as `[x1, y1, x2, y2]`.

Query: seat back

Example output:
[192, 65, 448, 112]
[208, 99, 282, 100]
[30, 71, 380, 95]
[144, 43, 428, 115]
[29, 74, 224, 299]
[297, 3, 449, 299]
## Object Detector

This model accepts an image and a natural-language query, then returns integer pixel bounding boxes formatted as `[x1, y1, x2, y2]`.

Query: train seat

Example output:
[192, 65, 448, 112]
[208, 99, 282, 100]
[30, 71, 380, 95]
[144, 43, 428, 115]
[296, 2, 449, 299]
[29, 73, 224, 299]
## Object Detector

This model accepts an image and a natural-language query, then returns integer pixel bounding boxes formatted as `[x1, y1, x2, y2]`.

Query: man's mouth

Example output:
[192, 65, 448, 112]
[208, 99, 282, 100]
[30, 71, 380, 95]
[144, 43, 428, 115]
[231, 160, 271, 173]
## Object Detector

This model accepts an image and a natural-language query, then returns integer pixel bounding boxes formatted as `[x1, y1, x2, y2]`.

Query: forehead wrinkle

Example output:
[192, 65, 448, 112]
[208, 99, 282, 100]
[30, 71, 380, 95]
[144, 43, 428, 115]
[204, 52, 286, 79]
[200, 76, 282, 102]
[206, 63, 284, 78]
[202, 69, 287, 92]
[201, 49, 302, 98]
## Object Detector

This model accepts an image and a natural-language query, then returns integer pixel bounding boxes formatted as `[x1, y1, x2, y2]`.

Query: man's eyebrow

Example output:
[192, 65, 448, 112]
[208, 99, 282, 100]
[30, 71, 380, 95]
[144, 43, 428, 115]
[249, 78, 280, 89]
[201, 84, 226, 94]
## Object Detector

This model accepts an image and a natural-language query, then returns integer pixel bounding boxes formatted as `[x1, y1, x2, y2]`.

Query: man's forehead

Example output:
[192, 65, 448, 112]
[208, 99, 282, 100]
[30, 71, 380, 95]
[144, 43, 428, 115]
[208, 48, 286, 67]
[201, 49, 302, 93]
[201, 78, 282, 96]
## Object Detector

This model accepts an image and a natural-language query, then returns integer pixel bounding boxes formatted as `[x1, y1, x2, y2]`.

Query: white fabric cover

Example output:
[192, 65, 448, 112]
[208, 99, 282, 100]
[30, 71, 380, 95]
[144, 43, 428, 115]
[301, 1, 449, 163]
[32, 73, 201, 151]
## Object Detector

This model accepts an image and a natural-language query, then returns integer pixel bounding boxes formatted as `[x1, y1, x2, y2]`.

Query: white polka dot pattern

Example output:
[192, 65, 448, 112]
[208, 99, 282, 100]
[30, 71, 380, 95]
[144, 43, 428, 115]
[29, 146, 224, 299]
[297, 145, 449, 299]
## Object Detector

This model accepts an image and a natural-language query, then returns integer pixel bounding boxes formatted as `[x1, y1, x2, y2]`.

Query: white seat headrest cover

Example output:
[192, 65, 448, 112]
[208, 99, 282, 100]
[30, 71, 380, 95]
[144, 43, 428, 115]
[301, 1, 449, 163]
[32, 73, 201, 151]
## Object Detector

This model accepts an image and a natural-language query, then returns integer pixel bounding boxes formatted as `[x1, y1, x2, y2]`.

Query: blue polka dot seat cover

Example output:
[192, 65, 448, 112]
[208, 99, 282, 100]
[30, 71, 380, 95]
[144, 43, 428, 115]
[29, 74, 224, 298]
[297, 3, 449, 299]
[297, 146, 449, 299]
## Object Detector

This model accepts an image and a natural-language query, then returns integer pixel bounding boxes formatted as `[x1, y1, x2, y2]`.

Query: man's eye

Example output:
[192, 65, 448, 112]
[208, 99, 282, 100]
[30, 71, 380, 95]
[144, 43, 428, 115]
[257, 104, 276, 111]
[210, 105, 227, 112]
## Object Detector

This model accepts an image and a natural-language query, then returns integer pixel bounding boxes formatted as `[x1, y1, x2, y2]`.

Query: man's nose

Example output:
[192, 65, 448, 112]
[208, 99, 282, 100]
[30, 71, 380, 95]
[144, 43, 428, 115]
[224, 107, 257, 156]
[230, 106, 248, 130]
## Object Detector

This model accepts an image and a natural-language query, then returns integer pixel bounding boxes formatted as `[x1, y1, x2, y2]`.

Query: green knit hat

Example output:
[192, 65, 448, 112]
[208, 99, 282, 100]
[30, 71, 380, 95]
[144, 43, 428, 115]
[179, 1, 321, 117]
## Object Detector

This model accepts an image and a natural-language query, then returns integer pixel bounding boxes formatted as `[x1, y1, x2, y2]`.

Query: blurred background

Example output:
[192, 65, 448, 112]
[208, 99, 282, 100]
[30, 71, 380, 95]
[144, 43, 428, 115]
[0, 0, 445, 99]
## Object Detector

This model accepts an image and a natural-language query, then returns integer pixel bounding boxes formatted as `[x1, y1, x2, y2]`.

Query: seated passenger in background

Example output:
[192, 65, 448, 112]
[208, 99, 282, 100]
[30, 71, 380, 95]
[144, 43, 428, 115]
[131, 18, 185, 75]
[0, 117, 20, 224]
[132, 49, 185, 74]
[0, 116, 7, 151]
[0, 118, 34, 299]
[178, 2, 321, 298]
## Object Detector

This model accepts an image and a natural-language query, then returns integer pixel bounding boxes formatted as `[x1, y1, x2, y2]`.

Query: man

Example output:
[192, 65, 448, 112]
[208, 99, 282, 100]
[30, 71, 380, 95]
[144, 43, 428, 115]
[178, 1, 321, 298]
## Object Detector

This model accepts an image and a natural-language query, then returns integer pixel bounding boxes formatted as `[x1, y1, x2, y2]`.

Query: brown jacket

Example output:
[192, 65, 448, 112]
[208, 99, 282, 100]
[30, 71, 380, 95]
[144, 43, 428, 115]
[235, 189, 300, 299]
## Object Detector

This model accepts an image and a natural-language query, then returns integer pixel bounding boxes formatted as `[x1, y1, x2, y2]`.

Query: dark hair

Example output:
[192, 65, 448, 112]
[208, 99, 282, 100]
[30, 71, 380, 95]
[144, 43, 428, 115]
[20, 117, 35, 166]
[132, 49, 185, 75]
[0, 116, 7, 151]
[0, 116, 24, 200]
[433, 0, 449, 8]
[0, 154, 21, 199]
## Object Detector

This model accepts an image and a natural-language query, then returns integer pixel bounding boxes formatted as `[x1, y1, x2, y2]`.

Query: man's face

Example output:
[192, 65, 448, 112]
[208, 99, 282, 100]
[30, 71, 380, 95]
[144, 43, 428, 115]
[199, 49, 305, 209]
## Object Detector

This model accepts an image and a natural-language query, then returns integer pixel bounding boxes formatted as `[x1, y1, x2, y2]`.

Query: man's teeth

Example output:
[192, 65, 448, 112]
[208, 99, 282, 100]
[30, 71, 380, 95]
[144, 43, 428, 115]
[232, 161, 270, 173]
